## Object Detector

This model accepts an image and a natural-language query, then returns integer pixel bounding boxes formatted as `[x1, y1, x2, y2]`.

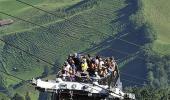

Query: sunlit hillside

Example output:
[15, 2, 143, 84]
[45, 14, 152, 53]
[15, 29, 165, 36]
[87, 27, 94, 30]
[0, 0, 170, 99]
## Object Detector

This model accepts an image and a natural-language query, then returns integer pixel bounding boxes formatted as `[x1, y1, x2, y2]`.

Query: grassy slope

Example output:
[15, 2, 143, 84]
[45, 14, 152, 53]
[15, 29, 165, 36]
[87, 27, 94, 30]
[1, 0, 128, 80]
[0, 0, 80, 35]
[0, 0, 150, 99]
[0, 0, 80, 17]
[14, 83, 40, 100]
[0, 0, 80, 75]
[0, 92, 10, 100]
[142, 0, 170, 55]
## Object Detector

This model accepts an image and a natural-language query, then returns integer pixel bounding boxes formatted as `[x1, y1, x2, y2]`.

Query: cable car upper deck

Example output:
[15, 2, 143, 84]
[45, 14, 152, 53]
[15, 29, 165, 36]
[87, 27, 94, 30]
[57, 53, 120, 87]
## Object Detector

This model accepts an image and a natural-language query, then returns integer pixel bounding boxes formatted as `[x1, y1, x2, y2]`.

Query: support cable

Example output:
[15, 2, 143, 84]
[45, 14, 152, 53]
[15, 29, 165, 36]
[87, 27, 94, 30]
[120, 72, 148, 82]
[0, 11, 147, 83]
[121, 78, 146, 86]
[14, 0, 149, 50]
[15, 0, 108, 36]
[0, 12, 144, 64]
[0, 38, 125, 98]
[13, 0, 154, 59]
[0, 0, 151, 96]
[0, 11, 80, 40]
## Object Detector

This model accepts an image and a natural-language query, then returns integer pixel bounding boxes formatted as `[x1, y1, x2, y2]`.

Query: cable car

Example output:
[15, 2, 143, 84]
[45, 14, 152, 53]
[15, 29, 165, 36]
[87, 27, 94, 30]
[32, 54, 135, 100]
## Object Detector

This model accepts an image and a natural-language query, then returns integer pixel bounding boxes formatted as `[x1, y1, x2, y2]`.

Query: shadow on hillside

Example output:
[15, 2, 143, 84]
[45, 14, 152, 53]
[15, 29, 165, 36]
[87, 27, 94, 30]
[65, 0, 90, 12]
[65, 0, 98, 13]
[82, 0, 147, 87]
[82, 37, 139, 59]
[112, 0, 138, 37]
[120, 58, 147, 87]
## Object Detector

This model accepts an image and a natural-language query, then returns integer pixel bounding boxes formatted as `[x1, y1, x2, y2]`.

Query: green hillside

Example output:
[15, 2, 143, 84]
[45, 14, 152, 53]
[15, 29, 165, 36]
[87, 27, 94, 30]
[142, 0, 170, 55]
[0, 0, 80, 35]
[1, 0, 139, 81]
[0, 92, 10, 100]
[0, 0, 170, 99]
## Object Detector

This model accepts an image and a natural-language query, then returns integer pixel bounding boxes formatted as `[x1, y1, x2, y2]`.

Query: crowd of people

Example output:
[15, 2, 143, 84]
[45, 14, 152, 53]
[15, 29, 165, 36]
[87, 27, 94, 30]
[60, 53, 117, 81]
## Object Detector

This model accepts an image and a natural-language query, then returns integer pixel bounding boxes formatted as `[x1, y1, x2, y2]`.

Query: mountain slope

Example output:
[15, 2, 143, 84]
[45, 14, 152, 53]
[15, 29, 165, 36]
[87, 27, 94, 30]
[0, 0, 165, 99]
[1, 0, 132, 80]
[141, 0, 170, 55]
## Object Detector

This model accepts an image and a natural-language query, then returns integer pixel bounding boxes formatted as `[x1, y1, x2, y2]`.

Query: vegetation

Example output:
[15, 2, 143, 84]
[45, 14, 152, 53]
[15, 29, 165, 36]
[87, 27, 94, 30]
[126, 86, 170, 100]
[0, 0, 170, 99]
[0, 92, 10, 100]
[143, 48, 170, 87]
[11, 93, 24, 100]
[0, 73, 6, 89]
[141, 0, 170, 55]
[25, 92, 31, 100]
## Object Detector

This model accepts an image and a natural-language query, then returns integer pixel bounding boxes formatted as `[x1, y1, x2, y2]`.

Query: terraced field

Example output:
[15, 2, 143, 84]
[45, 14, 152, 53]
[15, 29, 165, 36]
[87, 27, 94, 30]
[0, 0, 163, 99]
[1, 0, 141, 80]
[0, 92, 9, 100]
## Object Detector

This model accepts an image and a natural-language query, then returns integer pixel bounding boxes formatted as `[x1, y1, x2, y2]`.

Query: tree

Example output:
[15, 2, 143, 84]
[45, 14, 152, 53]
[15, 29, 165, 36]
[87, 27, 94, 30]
[143, 23, 157, 43]
[6, 85, 14, 98]
[0, 74, 6, 89]
[125, 86, 170, 100]
[147, 71, 154, 86]
[25, 92, 31, 100]
[11, 93, 24, 100]
[42, 66, 49, 77]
